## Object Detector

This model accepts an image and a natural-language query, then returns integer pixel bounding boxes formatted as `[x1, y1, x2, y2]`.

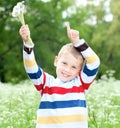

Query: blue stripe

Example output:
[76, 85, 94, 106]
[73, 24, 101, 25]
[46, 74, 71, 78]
[39, 100, 86, 109]
[83, 64, 99, 76]
[28, 67, 42, 79]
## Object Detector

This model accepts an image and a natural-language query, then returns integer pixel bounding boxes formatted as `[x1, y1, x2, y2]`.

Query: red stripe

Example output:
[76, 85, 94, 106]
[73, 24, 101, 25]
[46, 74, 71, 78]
[83, 82, 91, 90]
[34, 72, 46, 91]
[34, 84, 43, 91]
[42, 85, 84, 95]
[79, 74, 93, 90]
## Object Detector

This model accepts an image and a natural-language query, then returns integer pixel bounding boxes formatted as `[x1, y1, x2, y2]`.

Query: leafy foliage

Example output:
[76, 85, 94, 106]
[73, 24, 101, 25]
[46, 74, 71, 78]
[0, 0, 120, 83]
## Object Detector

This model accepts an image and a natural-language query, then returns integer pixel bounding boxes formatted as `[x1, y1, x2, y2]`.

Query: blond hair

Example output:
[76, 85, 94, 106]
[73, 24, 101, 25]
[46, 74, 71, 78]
[58, 43, 84, 61]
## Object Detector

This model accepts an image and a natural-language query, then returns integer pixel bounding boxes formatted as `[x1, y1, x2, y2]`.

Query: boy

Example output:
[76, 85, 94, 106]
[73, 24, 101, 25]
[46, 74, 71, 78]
[19, 22, 100, 128]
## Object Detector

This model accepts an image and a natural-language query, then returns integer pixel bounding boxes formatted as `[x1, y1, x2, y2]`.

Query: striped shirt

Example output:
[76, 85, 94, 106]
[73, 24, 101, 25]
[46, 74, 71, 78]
[23, 40, 100, 128]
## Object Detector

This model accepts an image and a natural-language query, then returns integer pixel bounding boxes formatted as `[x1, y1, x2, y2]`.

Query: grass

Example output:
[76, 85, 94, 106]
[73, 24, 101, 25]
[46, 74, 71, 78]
[87, 75, 120, 128]
[0, 75, 120, 128]
[0, 81, 39, 128]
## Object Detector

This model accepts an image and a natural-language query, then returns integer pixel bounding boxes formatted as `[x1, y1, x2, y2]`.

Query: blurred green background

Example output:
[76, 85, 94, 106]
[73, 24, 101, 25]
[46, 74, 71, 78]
[0, 0, 120, 83]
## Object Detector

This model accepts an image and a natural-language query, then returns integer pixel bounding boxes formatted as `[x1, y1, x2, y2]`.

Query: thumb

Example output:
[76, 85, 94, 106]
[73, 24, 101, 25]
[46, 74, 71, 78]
[66, 22, 71, 32]
[66, 22, 72, 38]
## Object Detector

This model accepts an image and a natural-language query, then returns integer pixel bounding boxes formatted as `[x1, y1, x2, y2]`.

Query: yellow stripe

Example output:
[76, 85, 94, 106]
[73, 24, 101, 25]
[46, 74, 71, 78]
[86, 54, 98, 63]
[37, 114, 87, 124]
[24, 59, 36, 67]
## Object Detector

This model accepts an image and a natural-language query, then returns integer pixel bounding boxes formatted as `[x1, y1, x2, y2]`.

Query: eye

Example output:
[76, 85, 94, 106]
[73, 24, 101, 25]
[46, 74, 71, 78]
[62, 61, 67, 65]
[72, 66, 76, 69]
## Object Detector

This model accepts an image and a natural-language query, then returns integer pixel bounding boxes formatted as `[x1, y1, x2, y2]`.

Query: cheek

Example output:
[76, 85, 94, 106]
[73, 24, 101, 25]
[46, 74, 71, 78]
[56, 64, 62, 72]
[73, 69, 80, 76]
[57, 62, 64, 69]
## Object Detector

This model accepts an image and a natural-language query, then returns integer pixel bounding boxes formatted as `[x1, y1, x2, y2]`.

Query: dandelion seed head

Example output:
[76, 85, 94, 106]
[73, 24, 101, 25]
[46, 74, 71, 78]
[12, 1, 26, 17]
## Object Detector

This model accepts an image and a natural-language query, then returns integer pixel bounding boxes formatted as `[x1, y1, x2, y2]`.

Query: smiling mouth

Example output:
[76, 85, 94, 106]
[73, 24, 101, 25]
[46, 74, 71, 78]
[62, 72, 70, 78]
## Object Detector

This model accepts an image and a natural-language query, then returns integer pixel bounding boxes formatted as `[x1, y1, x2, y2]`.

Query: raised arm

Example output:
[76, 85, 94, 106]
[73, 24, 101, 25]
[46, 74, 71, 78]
[66, 22, 100, 86]
[19, 25, 45, 94]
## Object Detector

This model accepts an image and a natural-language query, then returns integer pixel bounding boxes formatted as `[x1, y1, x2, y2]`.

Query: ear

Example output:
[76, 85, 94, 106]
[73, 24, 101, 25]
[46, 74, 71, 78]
[54, 56, 58, 67]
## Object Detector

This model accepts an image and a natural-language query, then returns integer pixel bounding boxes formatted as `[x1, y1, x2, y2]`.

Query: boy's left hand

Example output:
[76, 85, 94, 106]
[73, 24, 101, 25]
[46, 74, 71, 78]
[66, 22, 80, 45]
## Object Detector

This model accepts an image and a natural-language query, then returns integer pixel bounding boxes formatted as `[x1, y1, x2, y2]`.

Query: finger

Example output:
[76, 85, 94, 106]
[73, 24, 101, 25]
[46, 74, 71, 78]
[66, 22, 71, 32]
[66, 22, 72, 38]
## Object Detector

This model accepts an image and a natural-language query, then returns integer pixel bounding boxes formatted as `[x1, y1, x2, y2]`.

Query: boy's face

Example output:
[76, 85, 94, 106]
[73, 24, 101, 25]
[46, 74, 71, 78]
[54, 52, 83, 82]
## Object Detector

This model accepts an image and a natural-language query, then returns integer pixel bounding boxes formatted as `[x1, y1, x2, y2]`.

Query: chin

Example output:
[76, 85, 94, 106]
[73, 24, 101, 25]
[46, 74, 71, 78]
[60, 78, 72, 82]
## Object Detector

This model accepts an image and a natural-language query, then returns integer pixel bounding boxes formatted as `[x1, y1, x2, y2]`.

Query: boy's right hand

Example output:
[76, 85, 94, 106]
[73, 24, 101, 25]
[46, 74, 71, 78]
[19, 25, 30, 43]
[66, 22, 80, 46]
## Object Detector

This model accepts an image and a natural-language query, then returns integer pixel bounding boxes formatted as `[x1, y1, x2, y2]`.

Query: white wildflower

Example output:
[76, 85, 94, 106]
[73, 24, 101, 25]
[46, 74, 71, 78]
[12, 1, 34, 46]
[17, 1, 26, 14]
[12, 1, 26, 24]
[12, 5, 21, 17]
[12, 1, 26, 16]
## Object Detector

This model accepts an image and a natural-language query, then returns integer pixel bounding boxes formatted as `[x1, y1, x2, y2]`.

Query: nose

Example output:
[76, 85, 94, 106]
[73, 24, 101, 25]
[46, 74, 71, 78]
[64, 66, 71, 72]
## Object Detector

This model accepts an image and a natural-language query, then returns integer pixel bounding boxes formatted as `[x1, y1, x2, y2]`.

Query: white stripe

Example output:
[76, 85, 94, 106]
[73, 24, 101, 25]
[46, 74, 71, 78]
[74, 39, 85, 47]
[81, 72, 96, 83]
[24, 65, 38, 73]
[45, 76, 82, 88]
[84, 90, 88, 95]
[37, 107, 87, 117]
[24, 42, 34, 48]
[23, 50, 35, 60]
[31, 74, 44, 85]
[81, 47, 95, 58]
[86, 59, 100, 70]
[41, 93, 86, 102]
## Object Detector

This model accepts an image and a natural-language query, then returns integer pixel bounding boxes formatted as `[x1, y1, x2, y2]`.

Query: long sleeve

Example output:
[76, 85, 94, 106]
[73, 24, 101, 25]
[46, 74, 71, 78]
[23, 45, 45, 95]
[74, 39, 100, 91]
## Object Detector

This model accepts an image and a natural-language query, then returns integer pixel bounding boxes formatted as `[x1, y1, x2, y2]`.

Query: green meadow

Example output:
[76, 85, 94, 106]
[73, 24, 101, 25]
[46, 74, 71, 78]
[0, 75, 120, 128]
